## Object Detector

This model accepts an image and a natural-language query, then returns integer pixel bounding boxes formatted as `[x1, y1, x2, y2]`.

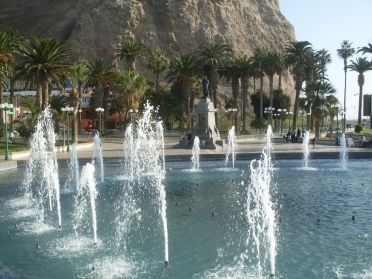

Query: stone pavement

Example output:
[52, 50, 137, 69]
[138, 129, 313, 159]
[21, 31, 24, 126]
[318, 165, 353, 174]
[1, 137, 371, 169]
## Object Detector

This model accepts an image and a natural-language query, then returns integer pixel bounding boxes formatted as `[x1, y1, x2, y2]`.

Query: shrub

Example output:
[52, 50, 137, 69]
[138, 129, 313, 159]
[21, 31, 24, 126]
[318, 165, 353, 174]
[354, 124, 363, 133]
[250, 119, 267, 130]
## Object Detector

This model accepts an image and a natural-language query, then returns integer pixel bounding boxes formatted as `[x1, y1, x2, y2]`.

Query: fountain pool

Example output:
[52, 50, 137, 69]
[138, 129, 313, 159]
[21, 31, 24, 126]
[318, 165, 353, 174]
[0, 159, 372, 278]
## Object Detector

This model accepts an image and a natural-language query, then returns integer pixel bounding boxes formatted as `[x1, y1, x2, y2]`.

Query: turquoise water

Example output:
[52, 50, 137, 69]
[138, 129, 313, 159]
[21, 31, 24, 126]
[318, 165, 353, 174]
[0, 159, 371, 278]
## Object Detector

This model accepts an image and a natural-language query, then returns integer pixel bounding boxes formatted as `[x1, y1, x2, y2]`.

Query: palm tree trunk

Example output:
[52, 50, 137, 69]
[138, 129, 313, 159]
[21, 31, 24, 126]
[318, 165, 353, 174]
[71, 112, 78, 143]
[278, 72, 282, 89]
[292, 65, 303, 130]
[37, 85, 42, 108]
[315, 115, 321, 140]
[259, 75, 264, 119]
[269, 75, 274, 107]
[9, 79, 14, 105]
[358, 75, 364, 124]
[241, 76, 249, 132]
[232, 77, 240, 129]
[41, 81, 49, 110]
[343, 60, 347, 131]
[0, 87, 3, 106]
[155, 72, 160, 92]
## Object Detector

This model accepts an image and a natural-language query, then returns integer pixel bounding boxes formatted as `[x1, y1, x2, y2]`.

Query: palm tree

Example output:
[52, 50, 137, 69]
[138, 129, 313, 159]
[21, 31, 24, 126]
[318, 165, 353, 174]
[358, 43, 372, 55]
[285, 41, 312, 130]
[337, 40, 355, 130]
[237, 56, 254, 131]
[316, 49, 332, 83]
[307, 81, 336, 139]
[147, 48, 170, 91]
[167, 54, 199, 130]
[263, 51, 282, 108]
[254, 47, 268, 119]
[220, 59, 241, 127]
[70, 59, 89, 143]
[18, 37, 72, 109]
[112, 70, 147, 122]
[348, 57, 372, 124]
[114, 40, 146, 70]
[86, 58, 113, 132]
[198, 43, 233, 109]
[0, 29, 25, 104]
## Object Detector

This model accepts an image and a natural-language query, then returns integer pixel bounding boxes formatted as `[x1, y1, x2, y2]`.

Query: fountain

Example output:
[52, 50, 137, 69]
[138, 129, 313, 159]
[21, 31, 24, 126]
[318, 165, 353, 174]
[302, 131, 310, 169]
[340, 133, 348, 170]
[92, 133, 104, 182]
[23, 107, 62, 228]
[66, 143, 80, 191]
[225, 126, 236, 168]
[191, 136, 200, 170]
[73, 163, 98, 244]
[244, 125, 277, 277]
[121, 101, 169, 265]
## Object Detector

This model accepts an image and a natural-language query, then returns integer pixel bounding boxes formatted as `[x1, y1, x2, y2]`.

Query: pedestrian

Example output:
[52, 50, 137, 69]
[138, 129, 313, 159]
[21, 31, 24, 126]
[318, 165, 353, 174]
[9, 131, 14, 143]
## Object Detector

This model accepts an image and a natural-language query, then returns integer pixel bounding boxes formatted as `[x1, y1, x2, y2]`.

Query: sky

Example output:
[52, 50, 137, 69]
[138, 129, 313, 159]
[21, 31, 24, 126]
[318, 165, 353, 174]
[279, 0, 372, 120]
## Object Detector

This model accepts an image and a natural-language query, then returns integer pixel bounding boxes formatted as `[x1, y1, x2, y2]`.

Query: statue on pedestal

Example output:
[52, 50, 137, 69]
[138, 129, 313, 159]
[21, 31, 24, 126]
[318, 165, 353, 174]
[202, 77, 209, 99]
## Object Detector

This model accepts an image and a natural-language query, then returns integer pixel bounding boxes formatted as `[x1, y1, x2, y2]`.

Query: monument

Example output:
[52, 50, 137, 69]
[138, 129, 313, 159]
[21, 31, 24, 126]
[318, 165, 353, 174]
[192, 78, 222, 149]
[174, 78, 222, 149]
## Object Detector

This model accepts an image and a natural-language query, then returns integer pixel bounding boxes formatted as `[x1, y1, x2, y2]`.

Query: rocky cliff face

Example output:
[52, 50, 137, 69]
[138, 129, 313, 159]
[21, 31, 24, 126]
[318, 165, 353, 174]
[0, 0, 295, 98]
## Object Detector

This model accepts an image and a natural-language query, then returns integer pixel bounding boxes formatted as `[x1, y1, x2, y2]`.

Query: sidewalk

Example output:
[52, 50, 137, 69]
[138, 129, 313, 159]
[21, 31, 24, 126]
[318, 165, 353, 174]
[1, 137, 371, 169]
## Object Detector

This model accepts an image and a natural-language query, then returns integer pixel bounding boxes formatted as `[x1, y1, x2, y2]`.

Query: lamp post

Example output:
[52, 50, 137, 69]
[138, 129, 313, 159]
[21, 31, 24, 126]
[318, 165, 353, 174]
[128, 109, 138, 126]
[61, 106, 73, 151]
[95, 107, 104, 136]
[277, 108, 286, 136]
[264, 107, 275, 126]
[286, 111, 293, 131]
[78, 109, 82, 135]
[332, 105, 340, 146]
[228, 108, 238, 129]
[0, 103, 14, 160]
[300, 110, 305, 132]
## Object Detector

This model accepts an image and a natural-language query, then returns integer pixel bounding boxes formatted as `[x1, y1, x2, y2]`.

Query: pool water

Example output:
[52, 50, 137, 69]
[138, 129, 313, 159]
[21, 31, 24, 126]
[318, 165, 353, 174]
[0, 159, 371, 279]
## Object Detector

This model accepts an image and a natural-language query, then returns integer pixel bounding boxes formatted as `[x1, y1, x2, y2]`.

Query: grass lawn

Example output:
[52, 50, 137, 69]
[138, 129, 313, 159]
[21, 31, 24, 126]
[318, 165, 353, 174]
[0, 142, 28, 155]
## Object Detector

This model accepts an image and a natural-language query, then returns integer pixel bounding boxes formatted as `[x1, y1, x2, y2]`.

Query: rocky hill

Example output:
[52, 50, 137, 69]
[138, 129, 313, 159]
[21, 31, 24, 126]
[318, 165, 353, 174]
[0, 0, 295, 97]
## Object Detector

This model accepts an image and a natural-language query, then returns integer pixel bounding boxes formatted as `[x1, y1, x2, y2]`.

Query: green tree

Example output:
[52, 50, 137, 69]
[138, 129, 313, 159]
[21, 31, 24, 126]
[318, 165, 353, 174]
[198, 43, 233, 109]
[236, 55, 254, 131]
[167, 54, 199, 130]
[112, 70, 147, 121]
[220, 59, 241, 127]
[263, 51, 282, 108]
[358, 43, 372, 56]
[254, 47, 268, 119]
[70, 59, 89, 143]
[337, 40, 355, 130]
[86, 58, 113, 132]
[348, 57, 372, 124]
[114, 40, 146, 70]
[285, 41, 312, 130]
[147, 48, 170, 92]
[18, 37, 72, 109]
[0, 29, 25, 104]
[307, 81, 336, 139]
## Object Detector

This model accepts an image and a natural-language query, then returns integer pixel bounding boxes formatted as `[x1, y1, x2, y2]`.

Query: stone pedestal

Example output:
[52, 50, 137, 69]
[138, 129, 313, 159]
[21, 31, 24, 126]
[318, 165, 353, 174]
[193, 97, 222, 149]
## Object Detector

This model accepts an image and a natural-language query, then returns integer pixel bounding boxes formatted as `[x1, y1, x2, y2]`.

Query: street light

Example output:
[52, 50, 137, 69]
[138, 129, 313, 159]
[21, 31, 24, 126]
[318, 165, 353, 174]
[128, 109, 139, 126]
[286, 111, 293, 130]
[332, 104, 340, 146]
[61, 106, 73, 151]
[0, 103, 14, 160]
[78, 109, 82, 135]
[300, 110, 306, 132]
[228, 108, 238, 129]
[95, 107, 105, 136]
[264, 107, 275, 126]
[277, 108, 287, 136]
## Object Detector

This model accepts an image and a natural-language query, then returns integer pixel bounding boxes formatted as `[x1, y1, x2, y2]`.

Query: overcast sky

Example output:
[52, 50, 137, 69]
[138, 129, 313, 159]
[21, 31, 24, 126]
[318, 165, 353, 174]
[279, 0, 372, 120]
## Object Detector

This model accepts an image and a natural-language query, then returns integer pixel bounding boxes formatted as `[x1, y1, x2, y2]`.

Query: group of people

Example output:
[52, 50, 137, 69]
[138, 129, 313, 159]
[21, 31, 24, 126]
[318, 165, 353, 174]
[285, 128, 303, 143]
